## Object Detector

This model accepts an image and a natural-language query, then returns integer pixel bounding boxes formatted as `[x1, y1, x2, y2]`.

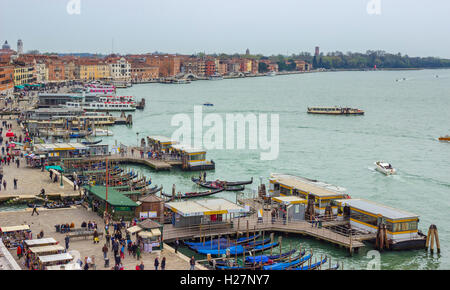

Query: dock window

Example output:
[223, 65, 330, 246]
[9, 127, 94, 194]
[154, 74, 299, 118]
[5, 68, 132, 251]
[190, 153, 205, 161]
[350, 210, 378, 227]
[393, 221, 418, 232]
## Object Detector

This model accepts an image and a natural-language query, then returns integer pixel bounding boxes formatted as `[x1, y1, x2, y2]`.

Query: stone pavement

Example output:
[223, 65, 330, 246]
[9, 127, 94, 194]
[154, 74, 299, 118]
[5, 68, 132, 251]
[0, 207, 199, 270]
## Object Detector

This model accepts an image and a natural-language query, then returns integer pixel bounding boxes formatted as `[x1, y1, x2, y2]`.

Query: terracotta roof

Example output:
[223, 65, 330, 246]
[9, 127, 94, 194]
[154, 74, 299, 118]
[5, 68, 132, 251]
[139, 194, 163, 203]
[138, 219, 162, 229]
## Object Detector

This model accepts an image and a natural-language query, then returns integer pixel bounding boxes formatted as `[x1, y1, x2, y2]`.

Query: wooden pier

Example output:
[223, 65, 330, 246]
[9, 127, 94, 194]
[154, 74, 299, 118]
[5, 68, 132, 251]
[162, 216, 369, 253]
[84, 154, 180, 171]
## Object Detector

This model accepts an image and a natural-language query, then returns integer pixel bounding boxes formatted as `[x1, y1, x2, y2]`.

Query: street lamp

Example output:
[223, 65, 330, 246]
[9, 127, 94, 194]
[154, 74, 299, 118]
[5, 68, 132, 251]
[60, 161, 64, 188]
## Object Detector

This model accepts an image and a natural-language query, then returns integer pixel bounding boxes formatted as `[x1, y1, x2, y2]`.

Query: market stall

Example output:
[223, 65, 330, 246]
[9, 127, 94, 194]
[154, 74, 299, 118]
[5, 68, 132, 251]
[38, 253, 73, 269]
[136, 219, 163, 251]
[30, 245, 65, 256]
[24, 238, 58, 249]
[0, 225, 31, 248]
[47, 263, 82, 270]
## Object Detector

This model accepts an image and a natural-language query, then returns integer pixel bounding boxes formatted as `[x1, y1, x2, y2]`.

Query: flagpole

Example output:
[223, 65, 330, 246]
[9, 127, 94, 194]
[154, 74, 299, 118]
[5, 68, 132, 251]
[105, 157, 108, 215]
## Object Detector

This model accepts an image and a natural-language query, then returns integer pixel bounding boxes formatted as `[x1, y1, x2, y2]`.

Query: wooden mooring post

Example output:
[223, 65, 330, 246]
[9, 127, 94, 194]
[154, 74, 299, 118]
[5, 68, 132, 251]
[426, 224, 440, 253]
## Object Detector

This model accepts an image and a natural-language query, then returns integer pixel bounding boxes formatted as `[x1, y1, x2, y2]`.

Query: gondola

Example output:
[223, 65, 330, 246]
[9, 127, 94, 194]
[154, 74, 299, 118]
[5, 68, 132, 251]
[215, 249, 302, 269]
[262, 253, 312, 270]
[190, 238, 271, 252]
[216, 251, 307, 270]
[290, 257, 327, 270]
[191, 177, 248, 191]
[184, 234, 261, 248]
[244, 249, 297, 264]
[145, 185, 163, 195]
[81, 139, 102, 145]
[44, 203, 72, 209]
[161, 187, 224, 199]
[244, 250, 305, 268]
[196, 241, 279, 257]
[132, 180, 152, 191]
[324, 263, 340, 270]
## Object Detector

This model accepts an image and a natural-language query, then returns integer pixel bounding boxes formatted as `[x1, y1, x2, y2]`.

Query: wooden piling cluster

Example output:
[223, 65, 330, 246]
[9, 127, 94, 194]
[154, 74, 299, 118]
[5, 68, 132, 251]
[425, 224, 440, 253]
[375, 223, 389, 251]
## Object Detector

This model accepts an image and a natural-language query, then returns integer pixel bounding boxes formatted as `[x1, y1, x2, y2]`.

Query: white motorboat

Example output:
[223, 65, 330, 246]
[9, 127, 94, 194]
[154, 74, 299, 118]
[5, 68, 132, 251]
[374, 161, 396, 175]
[92, 128, 114, 136]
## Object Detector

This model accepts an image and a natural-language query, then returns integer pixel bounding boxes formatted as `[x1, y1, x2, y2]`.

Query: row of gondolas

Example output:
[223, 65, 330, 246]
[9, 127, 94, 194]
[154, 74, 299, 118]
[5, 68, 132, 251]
[184, 234, 340, 270]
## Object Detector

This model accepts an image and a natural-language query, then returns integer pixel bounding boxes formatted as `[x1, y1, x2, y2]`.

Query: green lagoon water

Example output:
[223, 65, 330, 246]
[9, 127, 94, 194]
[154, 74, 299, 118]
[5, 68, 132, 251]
[101, 69, 449, 269]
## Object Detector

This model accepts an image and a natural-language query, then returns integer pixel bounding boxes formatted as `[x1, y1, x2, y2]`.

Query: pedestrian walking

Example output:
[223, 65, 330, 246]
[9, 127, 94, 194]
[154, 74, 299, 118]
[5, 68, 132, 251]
[65, 235, 70, 250]
[31, 203, 39, 216]
[102, 244, 108, 259]
[161, 257, 166, 270]
[190, 256, 196, 270]
[154, 257, 159, 270]
[13, 178, 17, 190]
[174, 238, 180, 253]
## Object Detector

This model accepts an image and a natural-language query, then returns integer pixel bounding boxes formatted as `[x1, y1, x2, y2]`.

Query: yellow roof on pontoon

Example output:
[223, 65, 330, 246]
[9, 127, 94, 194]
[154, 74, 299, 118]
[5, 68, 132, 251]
[170, 144, 205, 154]
[334, 198, 419, 221]
[272, 196, 307, 205]
[270, 173, 347, 198]
[147, 136, 178, 144]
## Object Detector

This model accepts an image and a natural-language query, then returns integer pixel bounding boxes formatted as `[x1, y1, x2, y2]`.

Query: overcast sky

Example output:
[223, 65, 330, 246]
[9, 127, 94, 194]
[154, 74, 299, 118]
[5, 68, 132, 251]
[1, 0, 450, 57]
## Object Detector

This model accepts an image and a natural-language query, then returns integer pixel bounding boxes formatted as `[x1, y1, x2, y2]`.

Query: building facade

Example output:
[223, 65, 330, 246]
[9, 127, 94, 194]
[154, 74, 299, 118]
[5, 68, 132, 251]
[0, 55, 14, 96]
[107, 56, 131, 82]
[13, 59, 36, 86]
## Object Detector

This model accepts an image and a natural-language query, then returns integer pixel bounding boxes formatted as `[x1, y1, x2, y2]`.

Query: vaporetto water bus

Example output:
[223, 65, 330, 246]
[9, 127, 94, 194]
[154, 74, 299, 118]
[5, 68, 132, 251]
[65, 101, 136, 111]
[307, 106, 364, 115]
[268, 173, 349, 215]
[170, 144, 215, 171]
[334, 198, 427, 250]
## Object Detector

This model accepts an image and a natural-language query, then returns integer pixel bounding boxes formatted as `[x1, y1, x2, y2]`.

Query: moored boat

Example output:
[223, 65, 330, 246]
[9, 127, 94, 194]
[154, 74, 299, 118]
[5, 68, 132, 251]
[191, 177, 252, 191]
[161, 187, 224, 199]
[262, 253, 312, 270]
[290, 256, 327, 270]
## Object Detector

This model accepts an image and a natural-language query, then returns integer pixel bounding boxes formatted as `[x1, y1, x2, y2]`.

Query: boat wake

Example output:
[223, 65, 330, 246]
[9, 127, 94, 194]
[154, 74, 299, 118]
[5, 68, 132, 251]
[401, 172, 450, 189]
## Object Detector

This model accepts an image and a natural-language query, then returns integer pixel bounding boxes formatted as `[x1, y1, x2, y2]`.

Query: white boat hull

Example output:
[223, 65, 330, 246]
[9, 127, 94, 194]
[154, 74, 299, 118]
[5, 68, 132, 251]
[374, 162, 396, 175]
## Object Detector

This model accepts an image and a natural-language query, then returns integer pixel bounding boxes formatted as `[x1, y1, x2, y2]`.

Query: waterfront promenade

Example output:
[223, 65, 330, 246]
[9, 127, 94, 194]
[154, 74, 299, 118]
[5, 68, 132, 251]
[0, 116, 77, 201]
[0, 207, 203, 270]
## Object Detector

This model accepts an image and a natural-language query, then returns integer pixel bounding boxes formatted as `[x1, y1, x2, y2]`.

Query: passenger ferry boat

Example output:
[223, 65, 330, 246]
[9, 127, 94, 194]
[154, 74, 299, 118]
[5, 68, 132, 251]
[65, 101, 136, 111]
[70, 115, 116, 126]
[334, 198, 426, 250]
[268, 173, 349, 215]
[97, 95, 136, 104]
[307, 107, 364, 115]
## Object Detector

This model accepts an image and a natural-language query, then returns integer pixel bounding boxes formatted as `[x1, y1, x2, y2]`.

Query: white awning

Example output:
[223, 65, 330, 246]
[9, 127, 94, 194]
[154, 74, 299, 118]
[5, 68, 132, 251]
[25, 238, 57, 247]
[39, 253, 73, 264]
[126, 226, 142, 234]
[138, 231, 153, 238]
[0, 225, 30, 233]
[30, 245, 65, 254]
[150, 228, 161, 236]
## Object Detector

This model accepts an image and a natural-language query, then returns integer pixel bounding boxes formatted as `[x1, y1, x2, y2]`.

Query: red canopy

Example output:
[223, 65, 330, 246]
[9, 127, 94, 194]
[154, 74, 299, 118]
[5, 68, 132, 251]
[5, 130, 14, 137]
